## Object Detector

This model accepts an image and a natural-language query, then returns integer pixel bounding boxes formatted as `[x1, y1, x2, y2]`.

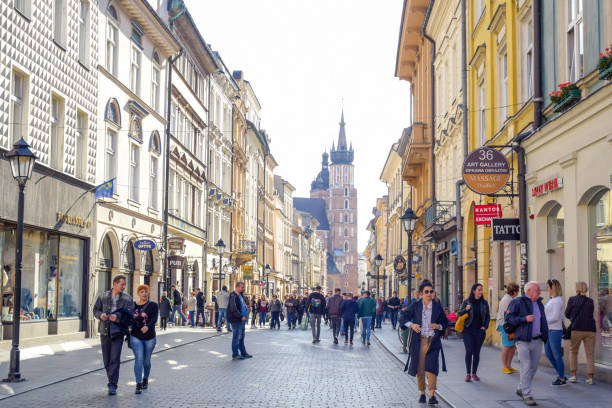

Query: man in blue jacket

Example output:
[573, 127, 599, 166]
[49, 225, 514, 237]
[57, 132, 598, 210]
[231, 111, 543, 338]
[505, 281, 549, 407]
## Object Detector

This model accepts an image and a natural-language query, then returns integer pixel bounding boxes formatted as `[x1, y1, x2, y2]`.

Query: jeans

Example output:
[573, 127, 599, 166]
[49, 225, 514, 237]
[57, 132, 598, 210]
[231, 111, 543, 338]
[361, 317, 372, 341]
[259, 311, 267, 326]
[517, 339, 543, 398]
[463, 328, 486, 374]
[131, 336, 156, 383]
[251, 310, 257, 326]
[354, 313, 359, 330]
[390, 310, 398, 328]
[331, 316, 342, 340]
[311, 314, 322, 340]
[545, 329, 565, 379]
[101, 334, 124, 387]
[376, 314, 383, 327]
[196, 308, 205, 327]
[230, 321, 248, 357]
[287, 311, 297, 328]
[189, 310, 195, 327]
[170, 304, 186, 324]
[270, 311, 280, 328]
[217, 308, 227, 330]
[344, 319, 355, 342]
[297, 312, 304, 325]
[340, 317, 345, 335]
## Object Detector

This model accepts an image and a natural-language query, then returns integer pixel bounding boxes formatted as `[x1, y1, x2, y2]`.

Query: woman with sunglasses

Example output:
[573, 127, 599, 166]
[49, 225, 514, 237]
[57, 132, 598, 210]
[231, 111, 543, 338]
[401, 280, 448, 405]
[458, 283, 490, 382]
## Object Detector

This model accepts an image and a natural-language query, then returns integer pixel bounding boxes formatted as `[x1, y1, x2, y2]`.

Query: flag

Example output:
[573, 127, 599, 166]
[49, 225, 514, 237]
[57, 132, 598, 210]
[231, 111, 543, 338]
[95, 179, 115, 199]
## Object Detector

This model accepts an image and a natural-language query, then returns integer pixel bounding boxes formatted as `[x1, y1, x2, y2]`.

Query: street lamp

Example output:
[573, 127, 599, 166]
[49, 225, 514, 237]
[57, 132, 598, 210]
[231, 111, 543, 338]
[366, 272, 372, 291]
[374, 254, 383, 296]
[303, 227, 312, 293]
[264, 264, 271, 297]
[400, 207, 418, 300]
[4, 138, 37, 383]
[215, 239, 226, 292]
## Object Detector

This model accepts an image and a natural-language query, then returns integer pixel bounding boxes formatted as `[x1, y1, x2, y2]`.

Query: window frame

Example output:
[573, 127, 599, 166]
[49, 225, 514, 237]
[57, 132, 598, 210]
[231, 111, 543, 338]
[129, 143, 140, 202]
[10, 69, 27, 144]
[50, 93, 65, 171]
[130, 46, 142, 96]
[151, 54, 161, 112]
[78, 0, 89, 64]
[53, 0, 67, 47]
[106, 10, 119, 76]
[75, 110, 87, 179]
[566, 0, 584, 83]
[105, 128, 117, 182]
[477, 76, 486, 146]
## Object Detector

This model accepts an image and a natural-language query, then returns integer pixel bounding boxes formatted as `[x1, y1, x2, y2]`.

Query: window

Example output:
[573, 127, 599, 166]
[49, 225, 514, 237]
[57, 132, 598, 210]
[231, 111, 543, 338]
[14, 0, 29, 16]
[520, 16, 533, 100]
[105, 99, 120, 126]
[106, 12, 118, 75]
[54, 0, 66, 46]
[151, 61, 160, 112]
[130, 47, 141, 95]
[195, 189, 201, 227]
[168, 170, 175, 214]
[10, 70, 26, 143]
[176, 176, 182, 217]
[129, 144, 140, 202]
[198, 131, 205, 163]
[58, 236, 84, 317]
[344, 187, 348, 196]
[129, 116, 142, 142]
[183, 179, 190, 221]
[478, 79, 486, 146]
[344, 200, 348, 209]
[50, 94, 64, 170]
[344, 242, 349, 252]
[344, 214, 348, 223]
[75, 111, 87, 179]
[78, 1, 88, 63]
[498, 50, 508, 128]
[344, 228, 348, 237]
[567, 0, 584, 82]
[149, 156, 158, 209]
[149, 131, 161, 154]
[105, 129, 117, 181]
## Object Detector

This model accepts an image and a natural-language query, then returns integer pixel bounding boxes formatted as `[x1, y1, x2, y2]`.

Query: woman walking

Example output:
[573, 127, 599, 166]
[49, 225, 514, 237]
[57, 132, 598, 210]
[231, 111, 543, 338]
[497, 283, 519, 374]
[258, 295, 269, 327]
[565, 281, 597, 384]
[545, 279, 566, 385]
[250, 296, 258, 328]
[131, 285, 158, 394]
[458, 283, 490, 382]
[340, 292, 359, 345]
[270, 295, 282, 329]
[188, 292, 197, 328]
[401, 280, 448, 405]
[159, 291, 171, 331]
[297, 295, 305, 326]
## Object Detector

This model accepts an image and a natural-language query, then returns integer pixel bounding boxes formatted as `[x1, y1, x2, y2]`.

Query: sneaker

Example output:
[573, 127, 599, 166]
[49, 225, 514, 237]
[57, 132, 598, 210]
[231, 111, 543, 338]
[232, 356, 244, 360]
[334, 338, 338, 344]
[586, 378, 594, 385]
[524, 397, 537, 406]
[502, 368, 512, 374]
[428, 396, 439, 405]
[509, 367, 519, 373]
[465, 374, 472, 382]
[552, 378, 568, 386]
[350, 341, 353, 345]
[471, 374, 480, 381]
[568, 376, 577, 383]
[344, 339, 348, 344]
[142, 378, 148, 389]
[367, 341, 371, 346]
[108, 385, 117, 395]
[135, 383, 142, 395]
[312, 340, 317, 344]
[242, 354, 253, 359]
[516, 389, 523, 399]
[418, 394, 427, 404]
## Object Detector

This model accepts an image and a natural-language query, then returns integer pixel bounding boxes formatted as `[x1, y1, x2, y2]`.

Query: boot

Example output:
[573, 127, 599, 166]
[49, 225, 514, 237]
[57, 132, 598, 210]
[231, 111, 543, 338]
[142, 378, 148, 389]
[135, 383, 142, 394]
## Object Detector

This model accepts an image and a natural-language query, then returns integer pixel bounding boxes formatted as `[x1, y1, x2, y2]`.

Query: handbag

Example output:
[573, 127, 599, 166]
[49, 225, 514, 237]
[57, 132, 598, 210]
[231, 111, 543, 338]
[455, 312, 468, 333]
[563, 296, 588, 340]
[280, 312, 285, 321]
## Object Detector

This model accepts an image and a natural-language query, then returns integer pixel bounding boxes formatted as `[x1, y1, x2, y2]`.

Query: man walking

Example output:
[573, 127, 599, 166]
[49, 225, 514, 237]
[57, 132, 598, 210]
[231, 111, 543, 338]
[358, 291, 376, 345]
[307, 286, 326, 343]
[170, 285, 187, 326]
[216, 285, 231, 332]
[327, 288, 343, 344]
[93, 274, 133, 395]
[195, 288, 206, 327]
[388, 291, 401, 329]
[227, 282, 252, 360]
[285, 294, 299, 329]
[506, 281, 549, 407]
[324, 290, 333, 325]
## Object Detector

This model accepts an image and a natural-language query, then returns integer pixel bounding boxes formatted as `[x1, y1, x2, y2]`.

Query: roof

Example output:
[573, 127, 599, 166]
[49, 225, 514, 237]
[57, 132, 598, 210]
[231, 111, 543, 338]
[246, 120, 269, 154]
[293, 198, 330, 231]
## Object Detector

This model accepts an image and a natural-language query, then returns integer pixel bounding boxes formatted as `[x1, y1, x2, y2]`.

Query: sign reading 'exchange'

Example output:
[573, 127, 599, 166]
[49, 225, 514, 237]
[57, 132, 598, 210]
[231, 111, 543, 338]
[462, 147, 510, 195]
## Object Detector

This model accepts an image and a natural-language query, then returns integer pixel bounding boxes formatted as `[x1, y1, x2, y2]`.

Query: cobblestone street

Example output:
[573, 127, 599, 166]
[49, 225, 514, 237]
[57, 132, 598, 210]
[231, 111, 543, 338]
[0, 325, 446, 408]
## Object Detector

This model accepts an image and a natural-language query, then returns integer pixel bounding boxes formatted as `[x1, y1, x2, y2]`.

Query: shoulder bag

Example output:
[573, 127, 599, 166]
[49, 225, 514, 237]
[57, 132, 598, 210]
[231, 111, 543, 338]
[563, 296, 587, 340]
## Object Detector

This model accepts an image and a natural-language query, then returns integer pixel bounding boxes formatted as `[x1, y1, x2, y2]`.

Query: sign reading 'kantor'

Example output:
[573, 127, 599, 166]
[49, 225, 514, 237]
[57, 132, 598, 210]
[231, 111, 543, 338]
[462, 147, 510, 195]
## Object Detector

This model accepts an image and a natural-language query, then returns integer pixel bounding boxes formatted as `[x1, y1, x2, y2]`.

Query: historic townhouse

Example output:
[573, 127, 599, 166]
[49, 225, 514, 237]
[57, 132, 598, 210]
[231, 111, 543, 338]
[1, 0, 99, 340]
[94, 0, 179, 305]
[273, 176, 295, 297]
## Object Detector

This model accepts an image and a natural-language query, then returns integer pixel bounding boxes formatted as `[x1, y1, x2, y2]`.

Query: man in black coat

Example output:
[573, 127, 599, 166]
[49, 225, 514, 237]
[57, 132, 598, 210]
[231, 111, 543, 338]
[227, 282, 252, 360]
[306, 286, 327, 344]
[195, 288, 206, 327]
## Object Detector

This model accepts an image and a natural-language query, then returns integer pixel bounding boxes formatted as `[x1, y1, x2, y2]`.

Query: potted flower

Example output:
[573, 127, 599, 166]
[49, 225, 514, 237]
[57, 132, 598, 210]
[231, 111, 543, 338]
[552, 81, 581, 113]
[598, 45, 612, 80]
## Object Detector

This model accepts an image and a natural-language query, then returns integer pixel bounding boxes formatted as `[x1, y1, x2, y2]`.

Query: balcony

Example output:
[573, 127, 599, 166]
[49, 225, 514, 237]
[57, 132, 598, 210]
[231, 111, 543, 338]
[425, 201, 456, 230]
[238, 240, 256, 254]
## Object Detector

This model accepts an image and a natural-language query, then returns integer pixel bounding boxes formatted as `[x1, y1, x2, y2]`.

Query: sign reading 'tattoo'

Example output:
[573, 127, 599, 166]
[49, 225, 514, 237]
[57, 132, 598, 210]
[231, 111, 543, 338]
[462, 147, 510, 195]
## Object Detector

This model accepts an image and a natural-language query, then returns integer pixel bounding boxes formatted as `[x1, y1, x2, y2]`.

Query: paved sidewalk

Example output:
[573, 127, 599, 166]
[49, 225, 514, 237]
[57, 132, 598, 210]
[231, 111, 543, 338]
[374, 320, 612, 408]
[0, 327, 226, 400]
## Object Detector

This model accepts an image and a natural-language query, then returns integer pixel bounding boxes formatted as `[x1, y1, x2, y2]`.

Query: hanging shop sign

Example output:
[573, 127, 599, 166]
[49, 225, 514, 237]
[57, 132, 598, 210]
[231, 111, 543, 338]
[394, 255, 407, 273]
[462, 147, 510, 195]
[412, 253, 422, 264]
[167, 255, 184, 270]
[243, 265, 253, 280]
[168, 237, 185, 251]
[492, 218, 521, 241]
[134, 239, 156, 251]
[474, 204, 502, 225]
[450, 239, 458, 256]
[531, 177, 563, 197]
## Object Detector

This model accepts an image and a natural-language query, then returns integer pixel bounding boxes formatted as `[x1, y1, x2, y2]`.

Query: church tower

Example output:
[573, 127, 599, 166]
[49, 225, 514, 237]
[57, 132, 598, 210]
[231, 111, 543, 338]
[310, 110, 358, 293]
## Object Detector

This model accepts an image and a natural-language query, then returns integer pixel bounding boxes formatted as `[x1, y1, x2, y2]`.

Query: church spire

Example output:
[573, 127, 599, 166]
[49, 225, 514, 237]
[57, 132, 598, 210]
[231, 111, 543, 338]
[337, 109, 347, 150]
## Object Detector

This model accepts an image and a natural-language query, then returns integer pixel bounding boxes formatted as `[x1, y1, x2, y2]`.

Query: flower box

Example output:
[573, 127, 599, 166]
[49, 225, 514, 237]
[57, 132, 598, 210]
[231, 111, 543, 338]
[553, 89, 581, 113]
[599, 64, 612, 80]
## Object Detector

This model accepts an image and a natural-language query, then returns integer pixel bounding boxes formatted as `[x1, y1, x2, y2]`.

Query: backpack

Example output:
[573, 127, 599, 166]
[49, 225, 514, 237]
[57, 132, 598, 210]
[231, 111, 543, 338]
[310, 297, 321, 309]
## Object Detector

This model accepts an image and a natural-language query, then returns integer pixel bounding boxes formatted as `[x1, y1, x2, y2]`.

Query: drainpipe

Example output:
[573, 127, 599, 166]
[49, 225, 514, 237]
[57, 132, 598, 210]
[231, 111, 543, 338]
[456, 180, 464, 308]
[533, 0, 543, 128]
[162, 11, 185, 295]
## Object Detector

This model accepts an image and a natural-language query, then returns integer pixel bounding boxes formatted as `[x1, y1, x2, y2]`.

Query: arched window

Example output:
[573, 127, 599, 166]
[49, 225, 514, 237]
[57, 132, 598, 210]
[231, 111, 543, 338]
[344, 187, 348, 196]
[129, 116, 142, 141]
[344, 228, 348, 237]
[344, 200, 348, 209]
[149, 131, 161, 154]
[344, 242, 349, 252]
[107, 5, 118, 21]
[105, 98, 121, 126]
[344, 214, 348, 223]
[152, 51, 160, 65]
[98, 234, 113, 295]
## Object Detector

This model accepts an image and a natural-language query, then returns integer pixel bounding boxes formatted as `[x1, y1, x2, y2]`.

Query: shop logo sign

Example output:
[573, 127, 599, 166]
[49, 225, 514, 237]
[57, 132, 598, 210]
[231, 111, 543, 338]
[492, 218, 521, 241]
[167, 255, 184, 270]
[393, 255, 406, 273]
[57, 212, 92, 228]
[462, 147, 510, 195]
[134, 239, 156, 251]
[168, 237, 185, 251]
[474, 204, 502, 225]
[531, 177, 563, 197]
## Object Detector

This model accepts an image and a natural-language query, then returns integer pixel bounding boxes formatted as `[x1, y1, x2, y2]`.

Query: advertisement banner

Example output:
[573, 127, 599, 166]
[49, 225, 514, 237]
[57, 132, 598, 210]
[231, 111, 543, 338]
[243, 265, 253, 280]
[474, 204, 502, 225]
[492, 218, 521, 241]
[462, 147, 510, 195]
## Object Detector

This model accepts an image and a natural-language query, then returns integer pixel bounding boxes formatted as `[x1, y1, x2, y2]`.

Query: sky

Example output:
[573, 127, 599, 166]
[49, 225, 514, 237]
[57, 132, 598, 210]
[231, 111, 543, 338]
[187, 0, 411, 252]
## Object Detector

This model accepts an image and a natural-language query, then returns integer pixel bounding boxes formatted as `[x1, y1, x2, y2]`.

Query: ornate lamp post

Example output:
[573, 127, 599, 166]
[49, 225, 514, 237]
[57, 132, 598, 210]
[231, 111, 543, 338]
[264, 264, 271, 297]
[215, 239, 226, 292]
[3, 138, 37, 383]
[366, 272, 372, 291]
[400, 208, 418, 300]
[374, 254, 383, 296]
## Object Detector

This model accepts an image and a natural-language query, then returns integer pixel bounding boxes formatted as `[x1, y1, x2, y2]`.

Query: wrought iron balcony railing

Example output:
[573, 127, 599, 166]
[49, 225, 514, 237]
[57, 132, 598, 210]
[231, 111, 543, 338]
[425, 201, 456, 229]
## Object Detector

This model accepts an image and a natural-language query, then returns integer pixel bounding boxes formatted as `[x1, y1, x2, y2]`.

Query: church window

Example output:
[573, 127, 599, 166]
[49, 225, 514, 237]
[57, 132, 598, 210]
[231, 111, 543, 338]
[344, 187, 348, 196]
[344, 200, 348, 209]
[344, 242, 349, 252]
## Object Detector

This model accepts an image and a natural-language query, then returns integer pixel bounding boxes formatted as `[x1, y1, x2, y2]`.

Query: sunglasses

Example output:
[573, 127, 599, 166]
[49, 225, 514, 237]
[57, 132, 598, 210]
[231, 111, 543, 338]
[423, 289, 434, 294]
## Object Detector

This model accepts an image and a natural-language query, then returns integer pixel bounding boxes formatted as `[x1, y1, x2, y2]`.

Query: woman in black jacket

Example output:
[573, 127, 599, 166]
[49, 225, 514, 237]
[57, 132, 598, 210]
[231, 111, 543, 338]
[458, 283, 490, 382]
[131, 285, 158, 394]
[565, 281, 596, 384]
[250, 296, 258, 328]
[297, 295, 305, 325]
[159, 292, 171, 331]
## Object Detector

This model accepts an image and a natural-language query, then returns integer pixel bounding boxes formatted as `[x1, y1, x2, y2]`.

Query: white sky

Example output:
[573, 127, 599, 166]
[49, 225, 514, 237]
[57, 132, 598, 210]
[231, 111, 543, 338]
[187, 0, 411, 252]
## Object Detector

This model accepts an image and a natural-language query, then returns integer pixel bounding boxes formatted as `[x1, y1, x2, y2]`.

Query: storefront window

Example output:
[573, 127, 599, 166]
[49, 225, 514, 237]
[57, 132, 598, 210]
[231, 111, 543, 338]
[547, 204, 565, 283]
[144, 250, 153, 286]
[57, 237, 84, 318]
[125, 243, 135, 297]
[590, 189, 612, 366]
[98, 235, 113, 296]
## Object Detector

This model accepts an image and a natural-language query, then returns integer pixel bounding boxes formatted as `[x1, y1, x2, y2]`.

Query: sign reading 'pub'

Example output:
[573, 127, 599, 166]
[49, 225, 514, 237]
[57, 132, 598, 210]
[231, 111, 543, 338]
[492, 218, 521, 241]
